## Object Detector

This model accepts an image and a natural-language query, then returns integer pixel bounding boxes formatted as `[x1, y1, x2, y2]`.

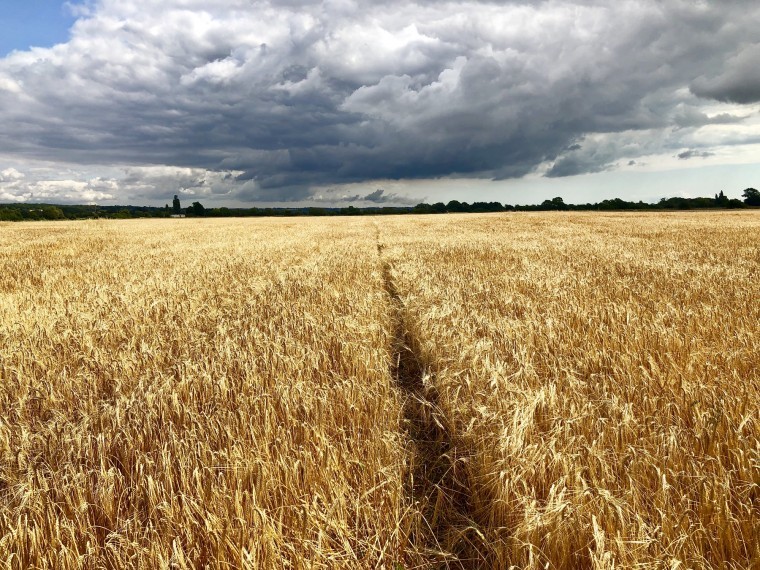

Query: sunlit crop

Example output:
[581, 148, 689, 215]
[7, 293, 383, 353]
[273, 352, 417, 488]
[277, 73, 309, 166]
[0, 218, 423, 568]
[382, 211, 759, 569]
[1, 212, 757, 569]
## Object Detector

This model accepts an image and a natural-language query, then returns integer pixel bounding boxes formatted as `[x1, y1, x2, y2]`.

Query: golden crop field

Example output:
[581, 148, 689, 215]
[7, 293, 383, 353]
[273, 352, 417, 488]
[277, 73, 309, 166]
[0, 212, 758, 569]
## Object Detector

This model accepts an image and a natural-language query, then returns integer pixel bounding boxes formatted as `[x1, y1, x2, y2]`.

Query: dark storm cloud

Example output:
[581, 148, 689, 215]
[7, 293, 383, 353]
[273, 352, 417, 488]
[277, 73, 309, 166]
[0, 0, 759, 203]
[691, 44, 760, 104]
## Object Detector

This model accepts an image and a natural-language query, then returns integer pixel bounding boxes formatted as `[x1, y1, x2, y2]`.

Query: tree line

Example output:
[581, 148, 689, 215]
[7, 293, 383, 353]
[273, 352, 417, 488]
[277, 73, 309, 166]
[1, 188, 758, 222]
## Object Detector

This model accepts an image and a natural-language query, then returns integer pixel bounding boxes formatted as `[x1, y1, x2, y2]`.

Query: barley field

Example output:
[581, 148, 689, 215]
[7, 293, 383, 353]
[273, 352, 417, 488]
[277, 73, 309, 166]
[0, 212, 757, 569]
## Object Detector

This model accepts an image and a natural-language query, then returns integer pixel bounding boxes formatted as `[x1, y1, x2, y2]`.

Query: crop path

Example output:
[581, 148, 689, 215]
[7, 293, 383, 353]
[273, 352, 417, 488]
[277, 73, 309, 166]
[376, 233, 485, 569]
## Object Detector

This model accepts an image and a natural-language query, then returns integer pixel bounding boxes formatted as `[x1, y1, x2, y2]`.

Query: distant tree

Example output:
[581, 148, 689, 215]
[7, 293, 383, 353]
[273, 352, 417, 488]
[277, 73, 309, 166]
[113, 209, 132, 219]
[541, 197, 569, 211]
[172, 195, 181, 214]
[190, 201, 205, 216]
[470, 201, 506, 212]
[692, 197, 715, 208]
[0, 207, 23, 221]
[659, 196, 691, 210]
[41, 206, 65, 220]
[714, 190, 730, 207]
[742, 188, 760, 206]
[446, 200, 466, 213]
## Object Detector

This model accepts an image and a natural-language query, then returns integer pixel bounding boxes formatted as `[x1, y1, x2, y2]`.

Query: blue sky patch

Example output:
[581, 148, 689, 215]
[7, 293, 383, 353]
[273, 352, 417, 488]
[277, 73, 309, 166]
[1, 1, 76, 56]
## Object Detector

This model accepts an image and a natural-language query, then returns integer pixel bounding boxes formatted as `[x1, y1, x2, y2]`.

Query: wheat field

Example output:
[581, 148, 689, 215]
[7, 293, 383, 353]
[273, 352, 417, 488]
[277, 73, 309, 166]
[381, 212, 759, 568]
[0, 212, 758, 569]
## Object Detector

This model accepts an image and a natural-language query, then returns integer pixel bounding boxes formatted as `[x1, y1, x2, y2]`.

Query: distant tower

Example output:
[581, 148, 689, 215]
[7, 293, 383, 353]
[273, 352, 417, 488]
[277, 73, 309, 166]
[172, 195, 181, 214]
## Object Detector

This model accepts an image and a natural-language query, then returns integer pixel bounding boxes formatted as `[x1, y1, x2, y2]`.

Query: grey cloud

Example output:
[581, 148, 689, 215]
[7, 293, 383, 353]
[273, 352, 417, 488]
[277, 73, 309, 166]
[677, 149, 714, 160]
[359, 189, 410, 204]
[317, 187, 418, 206]
[361, 189, 386, 203]
[673, 107, 749, 129]
[0, 0, 759, 203]
[691, 44, 760, 103]
[544, 135, 622, 178]
[545, 155, 613, 178]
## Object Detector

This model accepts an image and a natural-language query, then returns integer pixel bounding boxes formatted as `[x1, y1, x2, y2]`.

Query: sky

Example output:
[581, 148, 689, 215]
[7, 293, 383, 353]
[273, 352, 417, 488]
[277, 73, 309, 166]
[0, 0, 759, 207]
[0, 1, 75, 57]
